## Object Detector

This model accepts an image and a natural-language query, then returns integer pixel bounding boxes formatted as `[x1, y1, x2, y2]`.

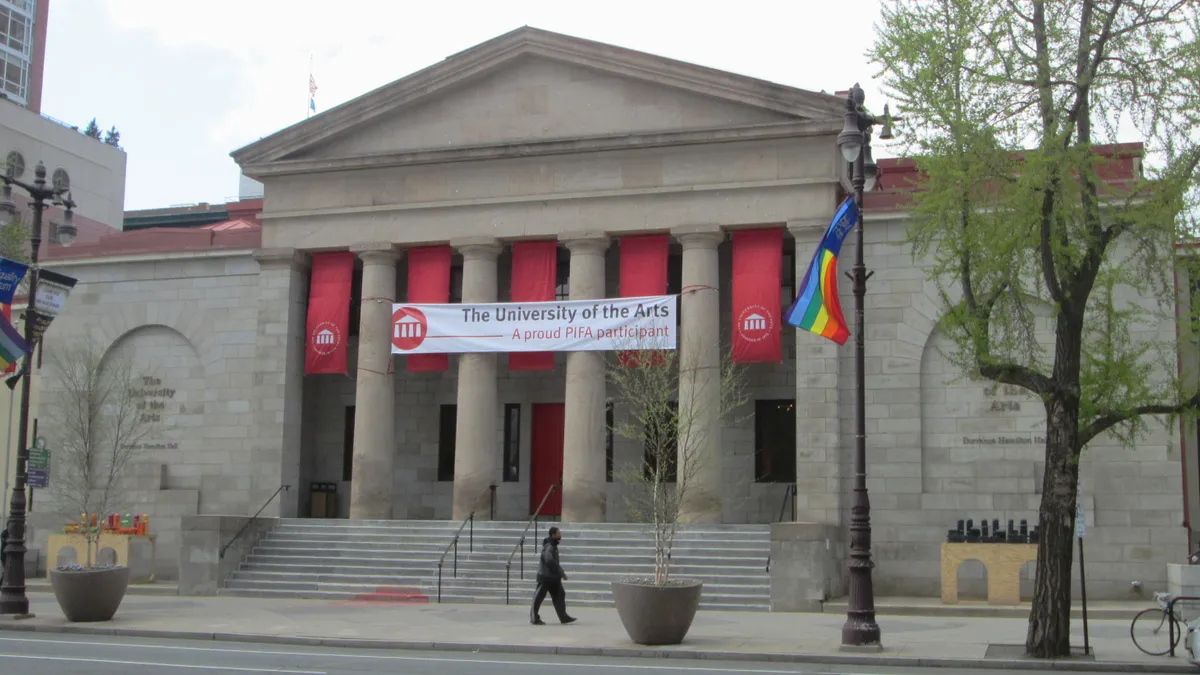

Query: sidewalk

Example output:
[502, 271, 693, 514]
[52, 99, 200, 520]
[0, 593, 1192, 673]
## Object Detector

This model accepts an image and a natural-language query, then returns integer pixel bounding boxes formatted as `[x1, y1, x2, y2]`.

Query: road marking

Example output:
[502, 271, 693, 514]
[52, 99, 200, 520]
[0, 653, 325, 674]
[0, 635, 856, 673]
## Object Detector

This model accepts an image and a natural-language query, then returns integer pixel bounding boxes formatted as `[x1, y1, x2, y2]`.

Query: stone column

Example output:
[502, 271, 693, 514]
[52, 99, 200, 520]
[788, 219, 843, 525]
[349, 243, 400, 520]
[452, 238, 502, 521]
[252, 248, 309, 518]
[560, 232, 610, 522]
[672, 226, 725, 524]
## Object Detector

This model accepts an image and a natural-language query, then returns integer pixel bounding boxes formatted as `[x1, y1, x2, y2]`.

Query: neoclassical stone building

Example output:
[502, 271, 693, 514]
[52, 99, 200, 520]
[28, 27, 1189, 598]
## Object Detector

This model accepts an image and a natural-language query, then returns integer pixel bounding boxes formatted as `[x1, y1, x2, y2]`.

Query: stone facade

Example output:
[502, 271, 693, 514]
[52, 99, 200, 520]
[23, 28, 1191, 599]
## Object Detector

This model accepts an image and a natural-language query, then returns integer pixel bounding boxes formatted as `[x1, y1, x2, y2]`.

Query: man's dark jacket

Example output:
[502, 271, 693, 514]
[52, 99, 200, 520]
[537, 537, 564, 580]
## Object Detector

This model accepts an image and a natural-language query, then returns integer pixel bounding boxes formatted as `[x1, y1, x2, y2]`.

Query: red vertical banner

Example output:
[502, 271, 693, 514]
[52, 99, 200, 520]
[509, 241, 557, 371]
[732, 228, 783, 363]
[407, 246, 452, 372]
[619, 235, 669, 366]
[305, 252, 356, 375]
[2, 305, 14, 375]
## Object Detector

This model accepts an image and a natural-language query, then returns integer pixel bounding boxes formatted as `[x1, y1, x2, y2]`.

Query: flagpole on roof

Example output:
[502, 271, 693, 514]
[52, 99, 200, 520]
[307, 54, 313, 119]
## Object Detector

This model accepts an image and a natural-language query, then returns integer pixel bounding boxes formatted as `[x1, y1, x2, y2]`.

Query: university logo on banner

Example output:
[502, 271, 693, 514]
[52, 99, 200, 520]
[305, 252, 355, 375]
[391, 307, 428, 352]
[731, 229, 783, 363]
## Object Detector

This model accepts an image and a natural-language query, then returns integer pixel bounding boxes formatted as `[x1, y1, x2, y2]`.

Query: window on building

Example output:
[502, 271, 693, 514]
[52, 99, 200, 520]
[503, 403, 521, 482]
[781, 251, 796, 309]
[449, 265, 464, 303]
[755, 400, 796, 483]
[348, 265, 363, 337]
[555, 254, 570, 300]
[342, 406, 355, 481]
[605, 402, 614, 483]
[438, 405, 457, 481]
[644, 401, 678, 482]
[667, 253, 683, 327]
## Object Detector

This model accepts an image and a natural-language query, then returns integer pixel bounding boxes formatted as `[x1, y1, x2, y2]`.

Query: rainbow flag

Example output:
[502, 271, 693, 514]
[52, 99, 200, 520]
[784, 198, 858, 345]
[0, 310, 29, 371]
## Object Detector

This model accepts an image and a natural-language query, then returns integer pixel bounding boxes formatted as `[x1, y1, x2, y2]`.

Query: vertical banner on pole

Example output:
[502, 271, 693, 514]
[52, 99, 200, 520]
[1, 305, 16, 375]
[618, 235, 669, 366]
[407, 246, 452, 372]
[304, 252, 355, 375]
[508, 241, 557, 371]
[731, 228, 783, 363]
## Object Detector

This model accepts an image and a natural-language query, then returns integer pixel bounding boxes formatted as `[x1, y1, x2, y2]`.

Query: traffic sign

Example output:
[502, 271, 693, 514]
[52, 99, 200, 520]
[1075, 500, 1086, 538]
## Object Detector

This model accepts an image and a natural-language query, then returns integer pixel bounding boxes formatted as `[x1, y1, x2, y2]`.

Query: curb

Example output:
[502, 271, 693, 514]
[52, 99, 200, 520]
[0, 622, 1193, 673]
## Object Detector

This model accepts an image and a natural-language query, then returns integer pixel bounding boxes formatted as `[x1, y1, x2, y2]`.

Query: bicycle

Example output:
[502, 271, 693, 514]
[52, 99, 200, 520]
[1131, 591, 1189, 656]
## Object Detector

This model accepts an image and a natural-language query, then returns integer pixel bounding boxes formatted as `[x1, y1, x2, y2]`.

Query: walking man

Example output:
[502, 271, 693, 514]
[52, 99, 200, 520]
[531, 526, 576, 625]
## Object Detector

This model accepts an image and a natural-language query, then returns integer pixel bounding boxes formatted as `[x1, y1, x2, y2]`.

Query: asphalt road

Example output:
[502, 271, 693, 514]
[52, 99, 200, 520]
[0, 634, 1169, 675]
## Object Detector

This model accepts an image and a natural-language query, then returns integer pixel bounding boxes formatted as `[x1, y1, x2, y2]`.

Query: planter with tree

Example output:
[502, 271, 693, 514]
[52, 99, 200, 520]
[607, 336, 746, 646]
[46, 337, 156, 622]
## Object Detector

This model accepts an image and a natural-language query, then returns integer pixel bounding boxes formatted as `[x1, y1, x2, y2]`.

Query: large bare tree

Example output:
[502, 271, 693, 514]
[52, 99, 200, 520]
[48, 337, 156, 566]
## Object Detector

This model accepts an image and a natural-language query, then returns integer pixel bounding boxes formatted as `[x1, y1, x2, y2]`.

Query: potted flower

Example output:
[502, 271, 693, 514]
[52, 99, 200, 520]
[608, 335, 746, 645]
[45, 337, 156, 622]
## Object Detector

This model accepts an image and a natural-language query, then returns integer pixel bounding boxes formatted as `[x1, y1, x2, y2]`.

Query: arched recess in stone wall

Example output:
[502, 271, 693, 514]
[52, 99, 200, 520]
[917, 303, 1050, 500]
[91, 304, 223, 372]
[99, 324, 210, 490]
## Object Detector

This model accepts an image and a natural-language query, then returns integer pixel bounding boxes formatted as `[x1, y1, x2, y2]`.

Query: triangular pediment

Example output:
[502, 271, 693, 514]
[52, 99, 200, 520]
[233, 27, 843, 169]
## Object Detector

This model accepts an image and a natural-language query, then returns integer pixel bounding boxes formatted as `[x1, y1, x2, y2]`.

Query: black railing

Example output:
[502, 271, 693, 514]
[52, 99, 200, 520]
[435, 511, 474, 603]
[504, 483, 558, 604]
[778, 483, 797, 523]
[1168, 595, 1200, 656]
[489, 484, 497, 521]
[220, 484, 290, 559]
[764, 483, 797, 572]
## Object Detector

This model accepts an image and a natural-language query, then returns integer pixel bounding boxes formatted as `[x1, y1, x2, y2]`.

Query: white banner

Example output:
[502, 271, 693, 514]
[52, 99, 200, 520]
[390, 295, 677, 354]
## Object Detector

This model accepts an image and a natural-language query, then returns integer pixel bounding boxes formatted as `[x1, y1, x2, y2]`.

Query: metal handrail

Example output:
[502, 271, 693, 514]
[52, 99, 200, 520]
[504, 483, 559, 604]
[765, 483, 797, 572]
[777, 483, 797, 523]
[435, 511, 474, 603]
[220, 484, 290, 559]
[1167, 594, 1200, 656]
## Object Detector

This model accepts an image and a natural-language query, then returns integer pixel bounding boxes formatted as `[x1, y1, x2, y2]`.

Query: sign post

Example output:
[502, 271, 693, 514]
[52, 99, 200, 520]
[1076, 491, 1090, 656]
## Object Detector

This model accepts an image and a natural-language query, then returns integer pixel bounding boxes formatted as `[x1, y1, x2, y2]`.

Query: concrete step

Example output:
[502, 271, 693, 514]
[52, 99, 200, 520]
[225, 518, 771, 611]
[250, 544, 767, 559]
[216, 586, 766, 611]
[239, 562, 769, 580]
[227, 570, 768, 592]
[25, 579, 179, 596]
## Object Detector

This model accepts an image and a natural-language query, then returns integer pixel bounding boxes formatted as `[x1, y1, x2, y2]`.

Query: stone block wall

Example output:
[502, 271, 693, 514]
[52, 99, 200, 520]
[29, 252, 267, 579]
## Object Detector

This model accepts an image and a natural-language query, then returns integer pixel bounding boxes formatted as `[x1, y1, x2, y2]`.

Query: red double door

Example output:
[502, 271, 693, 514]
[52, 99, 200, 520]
[530, 403, 564, 517]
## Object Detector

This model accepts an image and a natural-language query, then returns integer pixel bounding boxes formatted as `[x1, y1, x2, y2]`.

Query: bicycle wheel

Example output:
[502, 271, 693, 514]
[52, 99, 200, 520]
[1131, 607, 1180, 656]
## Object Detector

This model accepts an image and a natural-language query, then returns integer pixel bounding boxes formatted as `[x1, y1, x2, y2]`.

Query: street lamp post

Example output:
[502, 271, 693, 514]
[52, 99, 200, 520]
[0, 161, 76, 617]
[836, 83, 893, 649]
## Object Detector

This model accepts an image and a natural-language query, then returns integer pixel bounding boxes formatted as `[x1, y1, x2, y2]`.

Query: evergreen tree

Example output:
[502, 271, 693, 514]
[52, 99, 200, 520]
[83, 118, 101, 139]
[103, 126, 120, 148]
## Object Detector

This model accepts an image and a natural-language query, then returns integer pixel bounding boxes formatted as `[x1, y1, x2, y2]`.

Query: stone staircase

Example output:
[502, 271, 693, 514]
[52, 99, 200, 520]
[220, 519, 772, 611]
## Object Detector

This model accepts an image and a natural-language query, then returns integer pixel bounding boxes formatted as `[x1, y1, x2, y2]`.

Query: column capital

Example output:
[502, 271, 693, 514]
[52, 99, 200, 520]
[350, 242, 401, 265]
[452, 237, 502, 261]
[254, 248, 308, 271]
[559, 231, 610, 255]
[671, 225, 724, 250]
[787, 218, 832, 241]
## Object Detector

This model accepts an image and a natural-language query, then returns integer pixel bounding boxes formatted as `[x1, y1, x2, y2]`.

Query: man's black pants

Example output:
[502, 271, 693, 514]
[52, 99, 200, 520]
[531, 575, 568, 622]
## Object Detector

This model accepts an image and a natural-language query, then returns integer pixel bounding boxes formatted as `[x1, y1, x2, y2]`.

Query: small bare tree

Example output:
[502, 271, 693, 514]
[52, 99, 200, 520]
[48, 337, 156, 567]
[608, 333, 747, 584]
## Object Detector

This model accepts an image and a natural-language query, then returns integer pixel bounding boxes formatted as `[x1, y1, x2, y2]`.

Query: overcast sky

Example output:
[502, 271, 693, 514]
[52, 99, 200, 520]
[41, 0, 887, 211]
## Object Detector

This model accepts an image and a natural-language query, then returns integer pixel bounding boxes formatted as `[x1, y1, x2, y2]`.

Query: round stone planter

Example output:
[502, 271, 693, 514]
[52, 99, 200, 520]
[49, 565, 131, 622]
[611, 578, 703, 646]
